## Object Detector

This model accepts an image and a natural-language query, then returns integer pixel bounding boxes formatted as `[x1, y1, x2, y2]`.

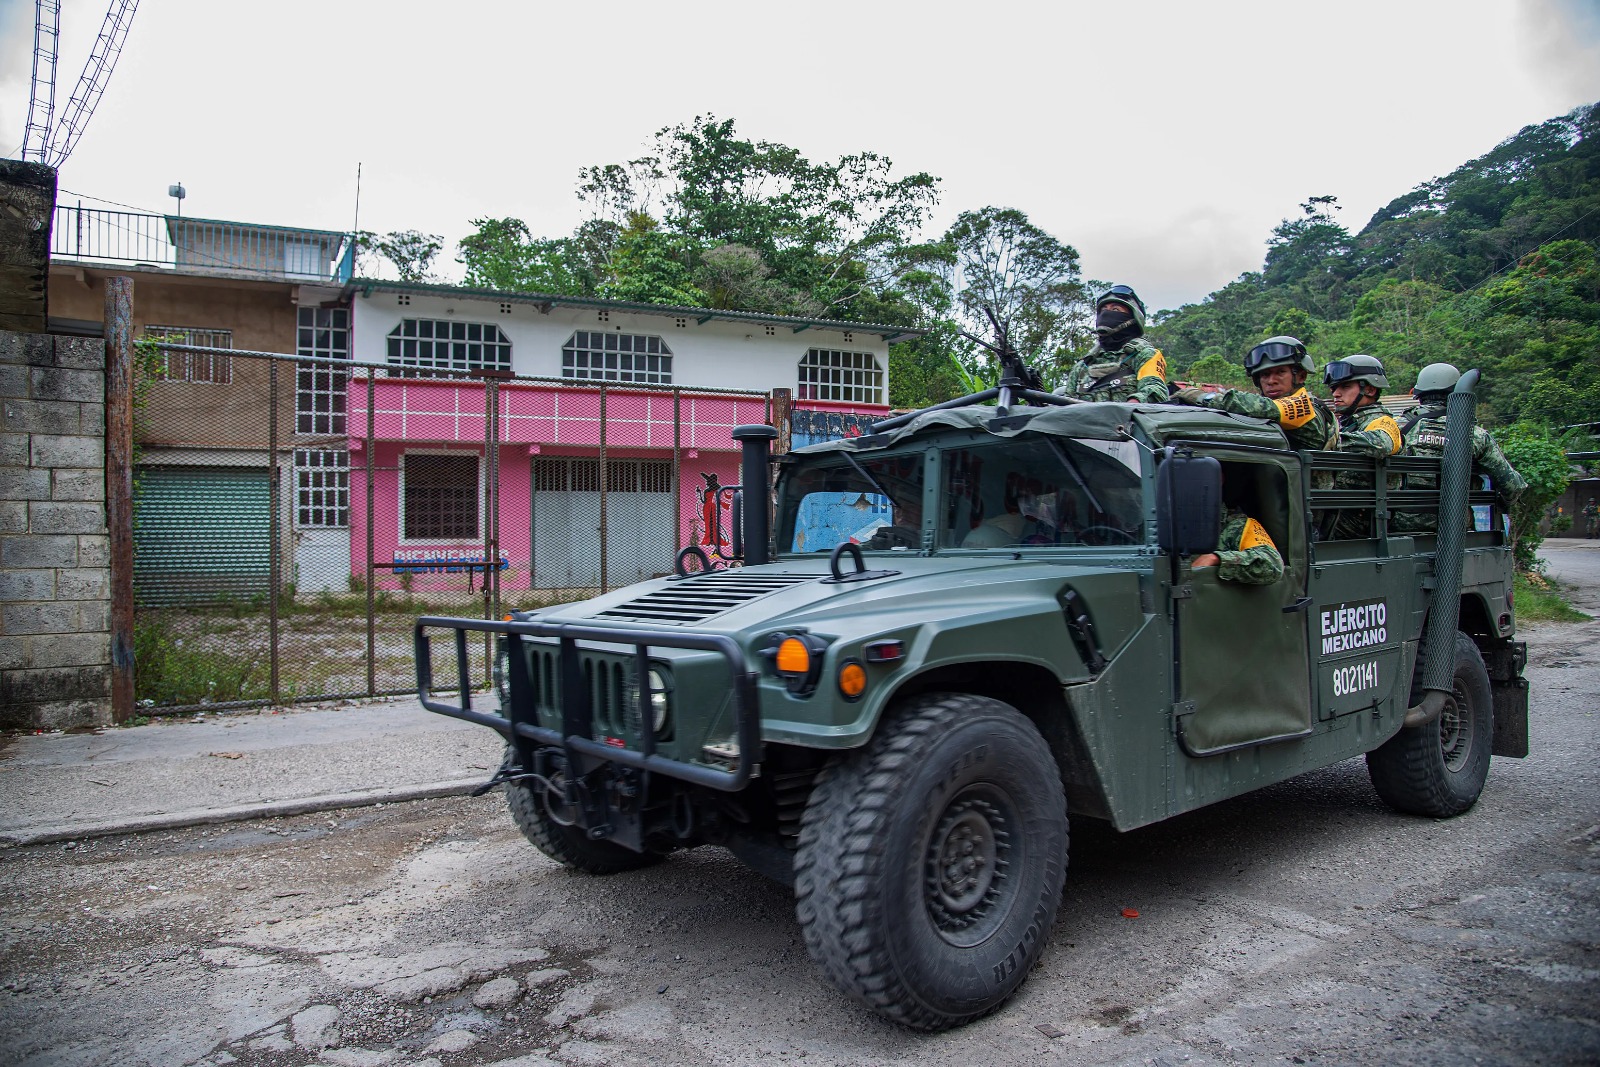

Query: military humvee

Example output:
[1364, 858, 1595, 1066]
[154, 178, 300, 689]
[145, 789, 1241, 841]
[415, 368, 1528, 1031]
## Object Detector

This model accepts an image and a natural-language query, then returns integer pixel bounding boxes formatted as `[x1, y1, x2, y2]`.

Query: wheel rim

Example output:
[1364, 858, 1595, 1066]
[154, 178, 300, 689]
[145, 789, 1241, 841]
[1439, 679, 1473, 771]
[924, 786, 1017, 946]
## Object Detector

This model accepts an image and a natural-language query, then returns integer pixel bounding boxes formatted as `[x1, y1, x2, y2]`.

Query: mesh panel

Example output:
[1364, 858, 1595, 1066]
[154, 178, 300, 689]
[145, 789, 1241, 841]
[129, 346, 784, 714]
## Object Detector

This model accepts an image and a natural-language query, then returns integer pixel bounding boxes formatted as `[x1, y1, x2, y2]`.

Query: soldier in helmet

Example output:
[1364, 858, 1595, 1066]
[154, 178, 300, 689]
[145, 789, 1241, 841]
[1057, 285, 1169, 404]
[1392, 362, 1526, 533]
[1322, 354, 1403, 539]
[1169, 335, 1337, 451]
[1581, 496, 1597, 538]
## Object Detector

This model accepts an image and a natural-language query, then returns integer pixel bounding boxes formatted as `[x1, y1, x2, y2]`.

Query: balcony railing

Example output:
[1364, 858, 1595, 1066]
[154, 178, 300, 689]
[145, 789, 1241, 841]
[51, 205, 355, 283]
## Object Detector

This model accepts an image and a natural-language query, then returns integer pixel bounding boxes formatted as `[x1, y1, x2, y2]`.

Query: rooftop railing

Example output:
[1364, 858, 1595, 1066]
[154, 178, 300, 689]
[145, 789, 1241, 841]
[51, 205, 354, 283]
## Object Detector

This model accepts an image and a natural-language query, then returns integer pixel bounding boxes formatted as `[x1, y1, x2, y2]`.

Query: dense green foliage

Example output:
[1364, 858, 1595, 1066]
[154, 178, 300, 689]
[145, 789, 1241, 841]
[1500, 421, 1577, 570]
[1150, 104, 1600, 429]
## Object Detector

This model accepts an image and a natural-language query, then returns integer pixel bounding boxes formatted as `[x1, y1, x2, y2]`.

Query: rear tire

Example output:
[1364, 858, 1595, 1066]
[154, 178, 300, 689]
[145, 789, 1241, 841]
[504, 748, 661, 875]
[1367, 632, 1493, 817]
[794, 693, 1067, 1031]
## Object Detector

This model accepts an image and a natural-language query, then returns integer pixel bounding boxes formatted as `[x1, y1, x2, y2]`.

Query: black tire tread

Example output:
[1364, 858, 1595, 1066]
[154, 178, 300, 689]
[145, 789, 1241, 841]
[1367, 632, 1493, 818]
[793, 692, 1066, 1031]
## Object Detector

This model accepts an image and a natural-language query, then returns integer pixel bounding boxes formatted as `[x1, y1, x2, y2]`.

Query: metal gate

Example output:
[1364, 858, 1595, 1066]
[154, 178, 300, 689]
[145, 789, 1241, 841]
[134, 466, 271, 606]
[532, 458, 675, 590]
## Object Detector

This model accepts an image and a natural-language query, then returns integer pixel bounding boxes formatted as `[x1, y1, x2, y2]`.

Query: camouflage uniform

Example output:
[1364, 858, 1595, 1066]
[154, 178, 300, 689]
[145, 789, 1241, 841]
[1212, 507, 1284, 585]
[1326, 405, 1403, 540]
[1057, 337, 1169, 404]
[1182, 386, 1337, 451]
[1391, 402, 1527, 533]
[1582, 498, 1598, 538]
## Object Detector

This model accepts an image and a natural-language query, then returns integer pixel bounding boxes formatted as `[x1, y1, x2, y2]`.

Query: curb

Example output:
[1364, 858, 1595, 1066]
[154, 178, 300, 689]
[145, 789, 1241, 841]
[0, 778, 491, 848]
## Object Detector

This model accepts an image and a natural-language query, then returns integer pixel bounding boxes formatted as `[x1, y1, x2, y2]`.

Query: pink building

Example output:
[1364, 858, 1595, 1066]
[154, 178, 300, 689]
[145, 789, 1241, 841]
[336, 282, 908, 595]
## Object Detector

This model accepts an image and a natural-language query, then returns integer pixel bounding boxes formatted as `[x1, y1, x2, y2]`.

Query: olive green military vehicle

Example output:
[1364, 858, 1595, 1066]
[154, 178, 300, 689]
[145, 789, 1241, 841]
[415, 368, 1528, 1031]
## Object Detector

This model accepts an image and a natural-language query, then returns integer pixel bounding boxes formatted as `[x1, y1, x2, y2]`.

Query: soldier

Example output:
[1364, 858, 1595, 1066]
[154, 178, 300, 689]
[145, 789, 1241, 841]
[1057, 285, 1169, 404]
[1190, 506, 1285, 585]
[1391, 362, 1526, 533]
[1322, 354, 1403, 539]
[1169, 335, 1337, 451]
[1584, 496, 1599, 539]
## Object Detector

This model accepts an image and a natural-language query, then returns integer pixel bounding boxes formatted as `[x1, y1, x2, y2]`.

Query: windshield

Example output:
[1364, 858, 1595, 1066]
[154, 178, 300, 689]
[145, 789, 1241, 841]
[777, 451, 925, 553]
[939, 437, 1143, 549]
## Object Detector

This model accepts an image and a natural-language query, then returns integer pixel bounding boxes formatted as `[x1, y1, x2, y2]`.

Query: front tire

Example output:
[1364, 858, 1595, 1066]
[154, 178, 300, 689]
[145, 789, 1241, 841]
[794, 693, 1067, 1031]
[504, 748, 661, 875]
[1367, 632, 1493, 817]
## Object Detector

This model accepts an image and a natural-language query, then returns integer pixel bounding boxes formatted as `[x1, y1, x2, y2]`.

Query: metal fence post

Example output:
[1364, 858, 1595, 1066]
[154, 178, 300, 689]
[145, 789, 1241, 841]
[598, 382, 608, 595]
[268, 360, 280, 705]
[104, 277, 135, 723]
[365, 368, 376, 697]
[672, 388, 681, 551]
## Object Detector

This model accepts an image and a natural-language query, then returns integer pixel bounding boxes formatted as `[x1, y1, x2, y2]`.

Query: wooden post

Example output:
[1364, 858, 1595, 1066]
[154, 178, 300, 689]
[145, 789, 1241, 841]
[104, 277, 135, 723]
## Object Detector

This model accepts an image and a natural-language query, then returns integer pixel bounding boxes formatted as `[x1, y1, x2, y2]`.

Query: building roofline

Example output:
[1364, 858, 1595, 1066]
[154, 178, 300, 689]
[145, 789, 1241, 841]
[350, 277, 926, 344]
[163, 215, 352, 241]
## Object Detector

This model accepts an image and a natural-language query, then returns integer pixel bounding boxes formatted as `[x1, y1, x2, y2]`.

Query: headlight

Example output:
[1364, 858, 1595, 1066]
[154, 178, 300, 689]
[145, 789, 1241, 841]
[646, 667, 671, 734]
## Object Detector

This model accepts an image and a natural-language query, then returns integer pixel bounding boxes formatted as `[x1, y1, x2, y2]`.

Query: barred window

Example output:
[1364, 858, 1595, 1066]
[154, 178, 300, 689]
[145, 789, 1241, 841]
[297, 307, 350, 434]
[295, 449, 349, 528]
[143, 325, 233, 384]
[403, 453, 479, 540]
[798, 348, 883, 404]
[562, 331, 672, 384]
[387, 319, 511, 375]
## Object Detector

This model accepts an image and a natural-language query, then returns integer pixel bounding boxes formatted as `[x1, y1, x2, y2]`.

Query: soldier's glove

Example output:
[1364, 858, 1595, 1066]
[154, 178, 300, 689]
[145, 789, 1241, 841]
[1169, 386, 1209, 406]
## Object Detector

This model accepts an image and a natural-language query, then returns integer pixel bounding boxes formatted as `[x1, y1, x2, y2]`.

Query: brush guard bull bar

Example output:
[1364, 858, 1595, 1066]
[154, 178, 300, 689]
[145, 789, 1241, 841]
[414, 616, 762, 792]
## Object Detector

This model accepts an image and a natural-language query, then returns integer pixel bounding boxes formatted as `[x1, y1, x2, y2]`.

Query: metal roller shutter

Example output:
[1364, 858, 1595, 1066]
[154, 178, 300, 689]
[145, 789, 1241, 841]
[134, 466, 272, 606]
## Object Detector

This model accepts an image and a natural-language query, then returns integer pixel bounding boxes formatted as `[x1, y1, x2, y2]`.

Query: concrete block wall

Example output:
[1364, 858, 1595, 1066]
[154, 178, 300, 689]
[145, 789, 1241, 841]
[0, 330, 110, 730]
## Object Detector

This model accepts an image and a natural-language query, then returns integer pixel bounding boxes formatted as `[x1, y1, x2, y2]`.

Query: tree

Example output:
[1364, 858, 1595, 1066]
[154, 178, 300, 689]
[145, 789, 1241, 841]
[1499, 421, 1573, 572]
[941, 207, 1086, 383]
[457, 218, 589, 295]
[357, 230, 443, 282]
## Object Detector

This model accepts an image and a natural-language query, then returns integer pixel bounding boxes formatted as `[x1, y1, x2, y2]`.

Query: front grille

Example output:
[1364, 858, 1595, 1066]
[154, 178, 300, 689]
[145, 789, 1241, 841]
[523, 645, 658, 738]
[593, 571, 820, 625]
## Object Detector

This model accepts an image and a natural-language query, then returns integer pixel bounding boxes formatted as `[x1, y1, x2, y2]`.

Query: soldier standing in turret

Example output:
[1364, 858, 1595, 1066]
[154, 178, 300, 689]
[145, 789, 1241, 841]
[1169, 335, 1336, 451]
[1392, 362, 1526, 533]
[1057, 285, 1169, 404]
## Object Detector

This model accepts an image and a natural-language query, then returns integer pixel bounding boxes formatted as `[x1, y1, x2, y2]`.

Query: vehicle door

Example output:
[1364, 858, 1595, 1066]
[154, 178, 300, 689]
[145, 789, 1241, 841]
[1174, 450, 1313, 755]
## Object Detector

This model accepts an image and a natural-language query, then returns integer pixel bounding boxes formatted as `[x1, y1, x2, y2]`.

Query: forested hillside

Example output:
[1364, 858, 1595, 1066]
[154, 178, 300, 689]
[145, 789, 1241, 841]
[1148, 104, 1600, 429]
[361, 107, 1599, 429]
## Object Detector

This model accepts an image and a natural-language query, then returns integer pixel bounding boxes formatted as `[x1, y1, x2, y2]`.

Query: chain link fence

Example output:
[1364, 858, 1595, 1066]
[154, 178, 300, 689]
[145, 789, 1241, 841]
[131, 343, 786, 713]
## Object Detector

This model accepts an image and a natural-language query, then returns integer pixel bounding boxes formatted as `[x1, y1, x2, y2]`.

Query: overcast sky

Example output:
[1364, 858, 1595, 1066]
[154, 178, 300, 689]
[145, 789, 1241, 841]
[4, 0, 1599, 312]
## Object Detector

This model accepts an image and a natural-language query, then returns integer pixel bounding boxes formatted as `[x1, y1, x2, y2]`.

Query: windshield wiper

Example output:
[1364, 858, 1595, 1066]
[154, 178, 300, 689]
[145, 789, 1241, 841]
[840, 451, 899, 509]
[1045, 439, 1105, 517]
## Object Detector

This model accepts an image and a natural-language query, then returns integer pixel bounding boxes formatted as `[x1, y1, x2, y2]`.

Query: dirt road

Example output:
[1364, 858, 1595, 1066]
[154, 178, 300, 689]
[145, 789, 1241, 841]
[5, 546, 1598, 1066]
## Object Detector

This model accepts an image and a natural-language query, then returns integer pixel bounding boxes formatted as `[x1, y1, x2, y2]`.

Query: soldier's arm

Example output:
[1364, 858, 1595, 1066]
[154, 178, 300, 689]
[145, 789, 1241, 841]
[1215, 516, 1285, 585]
[1473, 428, 1528, 494]
[1132, 348, 1169, 404]
[1340, 414, 1402, 457]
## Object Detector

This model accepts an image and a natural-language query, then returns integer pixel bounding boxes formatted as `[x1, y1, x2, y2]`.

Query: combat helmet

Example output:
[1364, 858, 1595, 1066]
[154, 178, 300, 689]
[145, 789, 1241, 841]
[1413, 362, 1461, 397]
[1244, 335, 1314, 380]
[1094, 284, 1147, 332]
[1323, 353, 1388, 390]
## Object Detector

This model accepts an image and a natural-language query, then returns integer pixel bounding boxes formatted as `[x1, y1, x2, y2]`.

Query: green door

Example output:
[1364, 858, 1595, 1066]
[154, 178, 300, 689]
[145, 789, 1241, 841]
[1174, 453, 1314, 755]
[134, 466, 271, 606]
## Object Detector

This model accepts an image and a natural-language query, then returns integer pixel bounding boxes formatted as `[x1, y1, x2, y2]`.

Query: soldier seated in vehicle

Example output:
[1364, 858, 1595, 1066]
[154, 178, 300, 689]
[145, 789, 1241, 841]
[1056, 285, 1169, 404]
[1391, 362, 1526, 534]
[1169, 335, 1337, 451]
[1189, 466, 1285, 585]
[1320, 355, 1403, 540]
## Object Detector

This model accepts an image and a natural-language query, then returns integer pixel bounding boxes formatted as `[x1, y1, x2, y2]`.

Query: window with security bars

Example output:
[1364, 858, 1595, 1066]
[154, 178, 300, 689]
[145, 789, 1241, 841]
[295, 449, 349, 528]
[403, 453, 479, 540]
[387, 319, 512, 376]
[533, 458, 671, 492]
[143, 325, 233, 384]
[798, 348, 883, 404]
[562, 331, 673, 384]
[296, 307, 350, 434]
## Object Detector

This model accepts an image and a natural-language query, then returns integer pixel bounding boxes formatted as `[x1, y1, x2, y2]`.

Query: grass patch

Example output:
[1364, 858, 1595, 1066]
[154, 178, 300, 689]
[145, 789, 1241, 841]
[134, 615, 273, 707]
[1514, 571, 1590, 623]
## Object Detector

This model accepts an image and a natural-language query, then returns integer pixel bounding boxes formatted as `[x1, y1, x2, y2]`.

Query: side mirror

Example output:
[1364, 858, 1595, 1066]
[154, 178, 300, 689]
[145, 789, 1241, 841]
[1155, 448, 1220, 555]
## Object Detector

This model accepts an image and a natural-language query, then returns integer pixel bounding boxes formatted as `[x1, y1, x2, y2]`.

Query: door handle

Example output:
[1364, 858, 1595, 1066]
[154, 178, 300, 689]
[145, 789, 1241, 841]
[1282, 596, 1312, 614]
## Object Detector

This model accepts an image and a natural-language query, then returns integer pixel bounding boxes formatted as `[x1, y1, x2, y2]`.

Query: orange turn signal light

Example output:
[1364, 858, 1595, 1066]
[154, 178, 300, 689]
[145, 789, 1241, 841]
[776, 637, 812, 675]
[838, 661, 867, 700]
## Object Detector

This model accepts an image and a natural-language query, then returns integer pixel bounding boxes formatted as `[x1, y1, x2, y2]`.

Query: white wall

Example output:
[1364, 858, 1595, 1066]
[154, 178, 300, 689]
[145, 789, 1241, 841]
[350, 287, 891, 400]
